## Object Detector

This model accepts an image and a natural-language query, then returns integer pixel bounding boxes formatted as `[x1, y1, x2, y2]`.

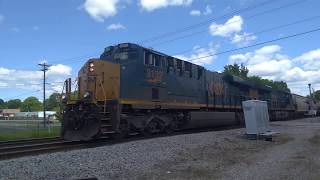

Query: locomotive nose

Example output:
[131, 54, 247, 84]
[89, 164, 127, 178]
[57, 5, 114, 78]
[61, 102, 101, 141]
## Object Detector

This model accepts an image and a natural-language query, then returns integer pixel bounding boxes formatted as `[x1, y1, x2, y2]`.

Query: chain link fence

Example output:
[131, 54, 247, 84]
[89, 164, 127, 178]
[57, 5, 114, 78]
[0, 116, 61, 141]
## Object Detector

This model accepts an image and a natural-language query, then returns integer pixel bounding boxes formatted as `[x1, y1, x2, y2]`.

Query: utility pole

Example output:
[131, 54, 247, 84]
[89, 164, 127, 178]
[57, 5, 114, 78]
[308, 83, 312, 98]
[38, 62, 51, 128]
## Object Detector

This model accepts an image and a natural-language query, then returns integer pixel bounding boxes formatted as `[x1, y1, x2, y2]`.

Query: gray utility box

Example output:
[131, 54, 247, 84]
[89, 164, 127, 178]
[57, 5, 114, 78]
[242, 100, 270, 135]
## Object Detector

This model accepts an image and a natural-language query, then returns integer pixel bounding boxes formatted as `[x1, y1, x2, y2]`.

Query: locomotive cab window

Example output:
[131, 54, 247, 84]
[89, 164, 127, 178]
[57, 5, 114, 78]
[154, 55, 161, 67]
[144, 51, 154, 66]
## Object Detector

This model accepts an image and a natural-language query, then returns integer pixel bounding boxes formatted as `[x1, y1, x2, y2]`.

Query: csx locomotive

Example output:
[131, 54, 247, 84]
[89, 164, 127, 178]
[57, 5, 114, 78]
[61, 43, 317, 141]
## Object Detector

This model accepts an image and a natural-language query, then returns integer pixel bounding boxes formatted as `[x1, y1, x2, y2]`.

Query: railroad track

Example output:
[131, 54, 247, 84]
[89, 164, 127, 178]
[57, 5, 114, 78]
[0, 125, 242, 161]
[0, 137, 94, 160]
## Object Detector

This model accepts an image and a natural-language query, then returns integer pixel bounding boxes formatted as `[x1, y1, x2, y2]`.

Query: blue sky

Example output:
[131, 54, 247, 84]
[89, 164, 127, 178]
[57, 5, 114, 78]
[1, 0, 320, 101]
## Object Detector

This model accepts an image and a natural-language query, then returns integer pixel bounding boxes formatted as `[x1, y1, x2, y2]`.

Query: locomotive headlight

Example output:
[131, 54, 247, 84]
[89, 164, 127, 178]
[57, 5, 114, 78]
[89, 62, 94, 68]
[89, 67, 94, 72]
[61, 95, 67, 103]
[83, 91, 91, 99]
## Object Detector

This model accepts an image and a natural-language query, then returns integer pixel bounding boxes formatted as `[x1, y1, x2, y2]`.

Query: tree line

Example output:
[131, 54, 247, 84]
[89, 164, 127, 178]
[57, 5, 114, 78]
[223, 63, 290, 92]
[0, 93, 61, 112]
[223, 63, 320, 102]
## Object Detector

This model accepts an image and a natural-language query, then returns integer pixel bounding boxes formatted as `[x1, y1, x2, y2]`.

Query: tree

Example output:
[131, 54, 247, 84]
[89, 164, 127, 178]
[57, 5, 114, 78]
[0, 99, 7, 109]
[45, 93, 61, 111]
[7, 99, 22, 109]
[310, 90, 320, 102]
[21, 97, 42, 112]
[223, 63, 249, 79]
[223, 63, 290, 92]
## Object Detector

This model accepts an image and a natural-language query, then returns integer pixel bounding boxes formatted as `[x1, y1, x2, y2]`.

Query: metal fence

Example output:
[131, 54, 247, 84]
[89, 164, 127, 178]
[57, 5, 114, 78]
[0, 119, 61, 141]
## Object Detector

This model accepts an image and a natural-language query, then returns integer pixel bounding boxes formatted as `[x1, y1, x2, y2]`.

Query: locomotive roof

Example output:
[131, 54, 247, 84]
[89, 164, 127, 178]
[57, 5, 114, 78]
[104, 43, 292, 94]
[107, 43, 203, 67]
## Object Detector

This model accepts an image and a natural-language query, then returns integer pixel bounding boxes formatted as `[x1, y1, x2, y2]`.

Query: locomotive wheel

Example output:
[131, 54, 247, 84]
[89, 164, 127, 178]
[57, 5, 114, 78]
[62, 102, 101, 141]
[144, 117, 165, 135]
[165, 120, 179, 134]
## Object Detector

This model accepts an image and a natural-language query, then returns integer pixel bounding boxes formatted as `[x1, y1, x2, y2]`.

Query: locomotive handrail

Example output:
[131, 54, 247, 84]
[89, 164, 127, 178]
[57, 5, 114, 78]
[73, 78, 78, 100]
[98, 77, 107, 113]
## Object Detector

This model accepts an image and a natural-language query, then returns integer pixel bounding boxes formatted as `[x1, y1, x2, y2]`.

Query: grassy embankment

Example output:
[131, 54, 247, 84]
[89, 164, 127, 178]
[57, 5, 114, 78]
[0, 120, 61, 141]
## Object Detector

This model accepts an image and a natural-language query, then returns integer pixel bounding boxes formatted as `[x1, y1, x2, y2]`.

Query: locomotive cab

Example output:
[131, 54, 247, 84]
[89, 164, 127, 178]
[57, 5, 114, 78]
[78, 59, 120, 102]
[61, 59, 120, 141]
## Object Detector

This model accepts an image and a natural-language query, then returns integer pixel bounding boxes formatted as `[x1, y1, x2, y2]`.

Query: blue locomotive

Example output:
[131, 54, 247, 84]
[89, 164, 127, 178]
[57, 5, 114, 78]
[61, 43, 316, 141]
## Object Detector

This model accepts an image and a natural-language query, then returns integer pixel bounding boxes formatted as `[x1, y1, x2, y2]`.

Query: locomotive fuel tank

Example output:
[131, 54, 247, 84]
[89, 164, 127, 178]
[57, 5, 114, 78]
[186, 112, 237, 129]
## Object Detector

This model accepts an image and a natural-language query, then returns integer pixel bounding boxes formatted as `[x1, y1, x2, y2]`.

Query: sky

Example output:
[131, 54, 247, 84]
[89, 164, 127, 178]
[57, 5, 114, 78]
[1, 0, 320, 101]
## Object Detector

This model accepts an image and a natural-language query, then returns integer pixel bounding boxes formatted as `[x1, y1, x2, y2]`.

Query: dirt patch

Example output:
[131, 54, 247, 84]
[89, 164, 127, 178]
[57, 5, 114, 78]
[279, 132, 320, 180]
[308, 134, 320, 145]
[139, 134, 293, 180]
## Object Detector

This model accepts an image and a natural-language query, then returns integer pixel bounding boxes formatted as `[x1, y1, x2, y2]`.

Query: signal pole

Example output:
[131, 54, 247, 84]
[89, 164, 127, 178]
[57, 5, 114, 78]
[38, 62, 51, 128]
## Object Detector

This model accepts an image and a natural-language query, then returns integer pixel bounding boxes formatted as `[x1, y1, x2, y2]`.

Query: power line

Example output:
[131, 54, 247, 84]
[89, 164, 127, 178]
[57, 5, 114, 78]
[47, 0, 306, 66]
[173, 15, 320, 56]
[34, 0, 306, 66]
[138, 0, 279, 44]
[148, 0, 308, 47]
[49, 53, 99, 65]
[187, 27, 320, 62]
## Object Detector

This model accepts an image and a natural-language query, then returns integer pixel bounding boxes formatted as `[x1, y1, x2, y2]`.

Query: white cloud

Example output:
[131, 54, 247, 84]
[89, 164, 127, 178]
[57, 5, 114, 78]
[0, 82, 8, 87]
[83, 0, 120, 22]
[231, 32, 256, 46]
[228, 45, 320, 96]
[294, 49, 320, 70]
[107, 23, 126, 30]
[48, 64, 72, 76]
[175, 42, 219, 66]
[0, 64, 72, 94]
[203, 5, 212, 15]
[0, 14, 4, 24]
[254, 45, 281, 55]
[190, 5, 212, 16]
[139, 0, 193, 11]
[210, 15, 243, 37]
[190, 10, 201, 16]
[209, 15, 256, 47]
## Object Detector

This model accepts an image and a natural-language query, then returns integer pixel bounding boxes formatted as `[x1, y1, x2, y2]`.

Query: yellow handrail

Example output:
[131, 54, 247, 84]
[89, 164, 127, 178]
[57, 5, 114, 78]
[98, 77, 107, 113]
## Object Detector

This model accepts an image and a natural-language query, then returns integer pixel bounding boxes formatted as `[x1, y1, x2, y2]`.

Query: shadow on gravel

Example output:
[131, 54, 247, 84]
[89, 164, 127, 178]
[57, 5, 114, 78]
[138, 133, 293, 180]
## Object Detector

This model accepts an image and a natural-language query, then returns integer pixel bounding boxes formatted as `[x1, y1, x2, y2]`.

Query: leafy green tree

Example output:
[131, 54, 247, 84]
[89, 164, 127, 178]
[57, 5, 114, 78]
[224, 63, 290, 92]
[224, 63, 249, 79]
[314, 90, 320, 102]
[21, 97, 42, 112]
[7, 99, 22, 109]
[309, 90, 320, 102]
[45, 93, 61, 111]
[0, 99, 7, 109]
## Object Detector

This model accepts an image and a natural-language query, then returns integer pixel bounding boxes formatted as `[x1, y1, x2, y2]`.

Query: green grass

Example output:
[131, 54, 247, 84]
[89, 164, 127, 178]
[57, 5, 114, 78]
[0, 126, 61, 141]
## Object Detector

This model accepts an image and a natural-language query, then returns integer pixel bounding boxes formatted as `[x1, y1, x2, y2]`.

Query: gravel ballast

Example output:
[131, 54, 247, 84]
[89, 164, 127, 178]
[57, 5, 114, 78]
[1, 117, 320, 180]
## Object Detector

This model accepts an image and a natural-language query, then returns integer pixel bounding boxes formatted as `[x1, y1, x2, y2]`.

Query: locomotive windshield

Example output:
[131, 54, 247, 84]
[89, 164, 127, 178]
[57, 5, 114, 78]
[100, 43, 139, 63]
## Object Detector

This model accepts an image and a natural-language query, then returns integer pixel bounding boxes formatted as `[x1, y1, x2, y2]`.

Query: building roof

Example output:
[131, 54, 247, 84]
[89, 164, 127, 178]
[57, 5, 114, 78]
[0, 109, 21, 114]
